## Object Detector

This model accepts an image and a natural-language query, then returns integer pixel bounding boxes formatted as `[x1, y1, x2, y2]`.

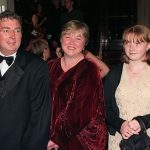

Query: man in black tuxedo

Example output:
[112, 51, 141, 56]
[0, 10, 51, 150]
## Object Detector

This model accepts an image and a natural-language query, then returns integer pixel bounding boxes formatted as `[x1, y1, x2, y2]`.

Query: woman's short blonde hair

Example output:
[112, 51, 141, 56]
[60, 20, 89, 46]
[121, 25, 150, 64]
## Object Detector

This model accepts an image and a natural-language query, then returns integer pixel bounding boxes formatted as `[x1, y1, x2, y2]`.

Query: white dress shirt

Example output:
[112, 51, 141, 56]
[0, 52, 16, 76]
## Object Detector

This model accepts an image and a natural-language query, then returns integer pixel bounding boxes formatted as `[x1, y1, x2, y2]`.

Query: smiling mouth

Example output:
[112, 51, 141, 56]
[129, 52, 136, 54]
[68, 46, 75, 50]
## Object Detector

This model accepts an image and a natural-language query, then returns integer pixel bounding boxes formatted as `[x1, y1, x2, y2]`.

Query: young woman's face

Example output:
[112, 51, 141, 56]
[61, 29, 86, 57]
[123, 36, 150, 62]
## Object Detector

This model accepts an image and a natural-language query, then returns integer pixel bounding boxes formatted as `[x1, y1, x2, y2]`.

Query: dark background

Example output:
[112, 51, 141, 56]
[14, 0, 137, 54]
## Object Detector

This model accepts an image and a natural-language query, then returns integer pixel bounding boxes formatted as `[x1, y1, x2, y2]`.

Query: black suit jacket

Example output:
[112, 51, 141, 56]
[0, 50, 51, 150]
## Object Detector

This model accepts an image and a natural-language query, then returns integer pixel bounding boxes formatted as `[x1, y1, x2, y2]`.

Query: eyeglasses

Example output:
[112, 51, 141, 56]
[0, 28, 22, 34]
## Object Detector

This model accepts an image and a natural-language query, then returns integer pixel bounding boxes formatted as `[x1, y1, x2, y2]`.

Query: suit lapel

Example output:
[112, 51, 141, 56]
[0, 51, 25, 98]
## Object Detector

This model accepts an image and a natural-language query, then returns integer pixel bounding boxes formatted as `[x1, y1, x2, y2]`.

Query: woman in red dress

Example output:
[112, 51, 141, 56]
[47, 20, 107, 150]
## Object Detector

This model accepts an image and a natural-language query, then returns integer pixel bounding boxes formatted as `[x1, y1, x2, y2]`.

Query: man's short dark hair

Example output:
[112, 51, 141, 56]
[0, 10, 22, 27]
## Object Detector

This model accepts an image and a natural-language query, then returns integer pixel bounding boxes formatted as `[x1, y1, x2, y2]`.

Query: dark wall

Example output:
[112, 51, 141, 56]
[99, 0, 137, 39]
[80, 0, 100, 53]
[15, 0, 137, 54]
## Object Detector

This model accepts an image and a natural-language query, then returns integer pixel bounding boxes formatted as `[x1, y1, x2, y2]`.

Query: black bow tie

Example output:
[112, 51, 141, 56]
[0, 55, 14, 66]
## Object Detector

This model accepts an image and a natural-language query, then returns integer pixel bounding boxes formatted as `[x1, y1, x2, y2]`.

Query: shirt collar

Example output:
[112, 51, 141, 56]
[0, 51, 17, 59]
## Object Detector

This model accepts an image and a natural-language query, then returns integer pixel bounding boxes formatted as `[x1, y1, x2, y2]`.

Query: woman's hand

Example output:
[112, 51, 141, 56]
[120, 120, 139, 139]
[128, 119, 141, 134]
[47, 140, 59, 150]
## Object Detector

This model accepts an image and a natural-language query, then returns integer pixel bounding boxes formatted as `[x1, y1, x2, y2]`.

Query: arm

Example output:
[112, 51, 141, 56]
[84, 50, 110, 78]
[28, 62, 51, 150]
[77, 70, 107, 149]
[104, 68, 125, 133]
[32, 14, 38, 29]
[38, 17, 47, 27]
[32, 14, 47, 29]
[134, 114, 150, 129]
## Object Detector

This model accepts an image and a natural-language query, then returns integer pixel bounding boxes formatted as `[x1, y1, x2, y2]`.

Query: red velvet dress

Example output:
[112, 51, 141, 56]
[48, 58, 107, 150]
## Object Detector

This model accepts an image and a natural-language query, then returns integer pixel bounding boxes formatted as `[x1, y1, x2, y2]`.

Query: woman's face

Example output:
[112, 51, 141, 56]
[43, 47, 50, 61]
[61, 29, 86, 57]
[123, 37, 150, 62]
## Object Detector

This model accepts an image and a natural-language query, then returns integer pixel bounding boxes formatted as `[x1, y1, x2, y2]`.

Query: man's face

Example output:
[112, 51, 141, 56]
[0, 18, 22, 56]
[64, 0, 73, 10]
